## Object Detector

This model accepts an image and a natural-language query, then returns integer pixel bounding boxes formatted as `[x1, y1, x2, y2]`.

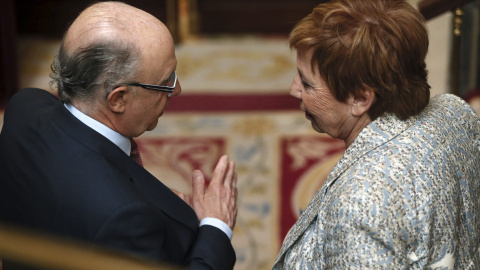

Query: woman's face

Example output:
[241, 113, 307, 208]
[289, 50, 353, 140]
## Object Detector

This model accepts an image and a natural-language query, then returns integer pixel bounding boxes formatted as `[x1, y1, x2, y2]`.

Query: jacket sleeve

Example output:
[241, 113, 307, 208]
[93, 202, 235, 269]
[187, 225, 236, 270]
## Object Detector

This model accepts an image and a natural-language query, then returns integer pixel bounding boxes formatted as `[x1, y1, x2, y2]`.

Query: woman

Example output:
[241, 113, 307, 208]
[273, 0, 480, 269]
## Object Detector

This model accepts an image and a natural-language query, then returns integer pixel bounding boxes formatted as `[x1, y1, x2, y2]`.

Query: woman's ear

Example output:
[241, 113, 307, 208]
[106, 86, 128, 113]
[350, 89, 375, 117]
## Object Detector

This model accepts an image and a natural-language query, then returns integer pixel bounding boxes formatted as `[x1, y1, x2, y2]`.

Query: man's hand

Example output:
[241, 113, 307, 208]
[191, 155, 238, 229]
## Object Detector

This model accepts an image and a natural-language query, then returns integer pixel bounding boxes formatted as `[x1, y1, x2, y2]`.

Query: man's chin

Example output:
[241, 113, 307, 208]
[146, 120, 159, 131]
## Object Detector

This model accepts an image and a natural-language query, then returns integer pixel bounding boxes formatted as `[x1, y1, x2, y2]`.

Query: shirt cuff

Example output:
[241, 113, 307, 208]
[200, 217, 233, 240]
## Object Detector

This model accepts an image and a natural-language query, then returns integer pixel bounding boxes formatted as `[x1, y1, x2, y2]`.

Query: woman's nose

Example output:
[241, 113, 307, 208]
[289, 74, 302, 99]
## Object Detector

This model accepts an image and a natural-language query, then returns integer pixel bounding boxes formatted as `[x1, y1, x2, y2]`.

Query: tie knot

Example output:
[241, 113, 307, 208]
[130, 138, 143, 167]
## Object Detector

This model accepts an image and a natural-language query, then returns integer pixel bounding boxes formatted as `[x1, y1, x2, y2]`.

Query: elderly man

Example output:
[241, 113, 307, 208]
[0, 2, 237, 269]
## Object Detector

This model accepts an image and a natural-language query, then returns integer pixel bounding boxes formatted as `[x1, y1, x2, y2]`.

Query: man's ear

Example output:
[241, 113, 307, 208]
[106, 86, 128, 113]
[350, 89, 375, 117]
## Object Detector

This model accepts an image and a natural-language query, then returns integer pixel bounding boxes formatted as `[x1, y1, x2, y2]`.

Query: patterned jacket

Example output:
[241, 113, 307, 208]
[273, 94, 480, 269]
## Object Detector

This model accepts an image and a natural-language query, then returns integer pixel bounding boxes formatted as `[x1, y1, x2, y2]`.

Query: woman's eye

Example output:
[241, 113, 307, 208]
[302, 80, 312, 89]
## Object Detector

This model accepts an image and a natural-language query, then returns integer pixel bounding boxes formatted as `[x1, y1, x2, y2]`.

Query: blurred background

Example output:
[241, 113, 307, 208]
[0, 0, 479, 269]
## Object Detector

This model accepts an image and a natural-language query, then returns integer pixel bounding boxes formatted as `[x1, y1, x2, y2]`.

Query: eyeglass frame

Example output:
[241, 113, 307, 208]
[111, 71, 177, 98]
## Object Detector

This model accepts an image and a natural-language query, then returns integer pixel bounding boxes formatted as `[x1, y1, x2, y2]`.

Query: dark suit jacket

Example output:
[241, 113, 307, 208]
[0, 88, 235, 269]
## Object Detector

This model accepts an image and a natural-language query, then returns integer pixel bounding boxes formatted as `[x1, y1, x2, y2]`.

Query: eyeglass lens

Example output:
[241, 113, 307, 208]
[166, 72, 176, 87]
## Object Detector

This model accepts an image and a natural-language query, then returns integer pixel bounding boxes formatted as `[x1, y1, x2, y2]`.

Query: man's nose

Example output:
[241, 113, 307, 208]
[173, 80, 182, 96]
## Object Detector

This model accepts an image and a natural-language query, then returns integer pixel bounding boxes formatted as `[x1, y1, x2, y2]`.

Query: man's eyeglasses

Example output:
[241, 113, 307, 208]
[113, 71, 177, 98]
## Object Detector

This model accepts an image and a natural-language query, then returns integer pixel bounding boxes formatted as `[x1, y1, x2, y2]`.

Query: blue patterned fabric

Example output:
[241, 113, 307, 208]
[273, 94, 480, 269]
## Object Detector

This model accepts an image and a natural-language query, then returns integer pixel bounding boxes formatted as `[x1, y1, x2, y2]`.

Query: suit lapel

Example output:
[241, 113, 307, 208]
[127, 161, 199, 231]
[273, 182, 327, 266]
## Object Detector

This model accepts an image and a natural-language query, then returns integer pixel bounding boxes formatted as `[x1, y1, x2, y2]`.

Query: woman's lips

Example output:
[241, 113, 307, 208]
[305, 111, 312, 120]
[302, 108, 312, 120]
[300, 103, 311, 120]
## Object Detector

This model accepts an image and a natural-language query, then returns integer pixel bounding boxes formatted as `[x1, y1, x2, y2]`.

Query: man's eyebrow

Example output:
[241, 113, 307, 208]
[161, 70, 175, 84]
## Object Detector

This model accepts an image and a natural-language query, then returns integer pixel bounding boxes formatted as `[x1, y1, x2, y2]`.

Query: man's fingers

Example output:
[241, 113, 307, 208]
[231, 206, 238, 229]
[223, 161, 235, 188]
[228, 172, 238, 229]
[192, 170, 205, 202]
[191, 155, 238, 227]
[232, 172, 238, 201]
[210, 155, 228, 185]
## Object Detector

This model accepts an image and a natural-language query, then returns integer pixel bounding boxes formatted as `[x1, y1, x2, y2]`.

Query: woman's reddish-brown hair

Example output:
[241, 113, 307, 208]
[289, 0, 430, 120]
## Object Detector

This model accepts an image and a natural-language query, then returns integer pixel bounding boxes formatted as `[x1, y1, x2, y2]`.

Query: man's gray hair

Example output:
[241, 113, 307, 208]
[50, 40, 140, 103]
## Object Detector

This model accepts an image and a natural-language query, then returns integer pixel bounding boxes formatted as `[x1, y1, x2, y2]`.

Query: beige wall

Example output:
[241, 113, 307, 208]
[408, 0, 451, 96]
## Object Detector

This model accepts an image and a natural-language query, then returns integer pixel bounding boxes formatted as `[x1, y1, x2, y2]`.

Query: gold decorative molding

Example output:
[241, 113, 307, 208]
[453, 7, 464, 36]
[0, 223, 181, 270]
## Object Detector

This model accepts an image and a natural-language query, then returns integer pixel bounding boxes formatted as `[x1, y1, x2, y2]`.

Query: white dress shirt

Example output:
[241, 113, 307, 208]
[65, 103, 232, 240]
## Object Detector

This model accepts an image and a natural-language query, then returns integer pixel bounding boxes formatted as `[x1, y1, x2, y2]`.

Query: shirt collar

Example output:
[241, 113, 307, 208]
[64, 103, 131, 156]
